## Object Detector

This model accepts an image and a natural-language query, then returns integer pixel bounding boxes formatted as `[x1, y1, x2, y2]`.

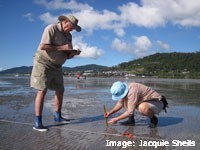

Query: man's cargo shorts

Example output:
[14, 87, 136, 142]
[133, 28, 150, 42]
[30, 53, 64, 91]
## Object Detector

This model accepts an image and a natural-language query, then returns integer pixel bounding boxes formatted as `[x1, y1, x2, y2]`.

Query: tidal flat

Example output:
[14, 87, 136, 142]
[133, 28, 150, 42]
[0, 76, 199, 150]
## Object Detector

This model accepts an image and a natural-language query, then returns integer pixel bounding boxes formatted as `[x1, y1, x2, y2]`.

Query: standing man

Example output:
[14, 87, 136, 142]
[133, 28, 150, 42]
[31, 14, 82, 131]
[104, 81, 168, 128]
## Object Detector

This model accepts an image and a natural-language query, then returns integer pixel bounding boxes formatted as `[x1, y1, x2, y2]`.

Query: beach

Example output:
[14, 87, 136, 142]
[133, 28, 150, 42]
[0, 76, 200, 150]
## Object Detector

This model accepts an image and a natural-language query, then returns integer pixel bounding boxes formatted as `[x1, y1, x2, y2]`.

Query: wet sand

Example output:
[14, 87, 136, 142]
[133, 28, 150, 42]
[0, 76, 200, 150]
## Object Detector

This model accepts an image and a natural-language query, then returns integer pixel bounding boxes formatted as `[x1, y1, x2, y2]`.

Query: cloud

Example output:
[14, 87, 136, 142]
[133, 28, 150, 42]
[23, 13, 35, 22]
[73, 36, 104, 59]
[157, 0, 200, 27]
[38, 9, 120, 35]
[39, 12, 57, 24]
[119, 0, 200, 27]
[114, 28, 125, 37]
[133, 36, 152, 57]
[134, 36, 152, 52]
[111, 38, 131, 52]
[119, 2, 165, 28]
[156, 40, 170, 50]
[35, 0, 200, 37]
[75, 9, 119, 32]
[34, 0, 92, 11]
[111, 36, 153, 58]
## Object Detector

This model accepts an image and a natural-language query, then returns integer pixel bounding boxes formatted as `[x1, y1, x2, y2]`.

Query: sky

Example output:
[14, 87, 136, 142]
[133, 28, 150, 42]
[0, 0, 200, 70]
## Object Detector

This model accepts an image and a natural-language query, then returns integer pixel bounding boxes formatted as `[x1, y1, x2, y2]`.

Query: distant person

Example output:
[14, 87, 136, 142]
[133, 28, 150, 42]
[31, 14, 82, 132]
[76, 73, 81, 79]
[104, 81, 168, 128]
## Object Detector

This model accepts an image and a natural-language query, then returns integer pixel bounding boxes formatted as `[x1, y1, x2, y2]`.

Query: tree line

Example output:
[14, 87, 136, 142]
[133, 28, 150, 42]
[115, 52, 200, 78]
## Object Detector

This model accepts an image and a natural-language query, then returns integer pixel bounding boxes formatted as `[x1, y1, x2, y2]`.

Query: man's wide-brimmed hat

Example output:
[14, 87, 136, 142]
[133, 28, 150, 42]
[110, 81, 129, 101]
[58, 15, 81, 32]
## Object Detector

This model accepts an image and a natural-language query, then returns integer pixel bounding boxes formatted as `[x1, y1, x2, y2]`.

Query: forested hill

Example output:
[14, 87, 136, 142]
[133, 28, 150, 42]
[115, 52, 200, 78]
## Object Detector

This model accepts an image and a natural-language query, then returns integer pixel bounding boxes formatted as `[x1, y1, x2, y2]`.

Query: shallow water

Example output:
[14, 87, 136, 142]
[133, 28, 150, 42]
[0, 76, 200, 150]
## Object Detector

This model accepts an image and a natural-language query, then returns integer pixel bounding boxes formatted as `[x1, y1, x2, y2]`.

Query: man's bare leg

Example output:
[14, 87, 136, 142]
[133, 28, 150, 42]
[33, 90, 48, 131]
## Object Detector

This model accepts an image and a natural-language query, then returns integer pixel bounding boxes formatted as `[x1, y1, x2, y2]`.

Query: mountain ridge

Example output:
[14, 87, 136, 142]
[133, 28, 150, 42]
[0, 64, 108, 74]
